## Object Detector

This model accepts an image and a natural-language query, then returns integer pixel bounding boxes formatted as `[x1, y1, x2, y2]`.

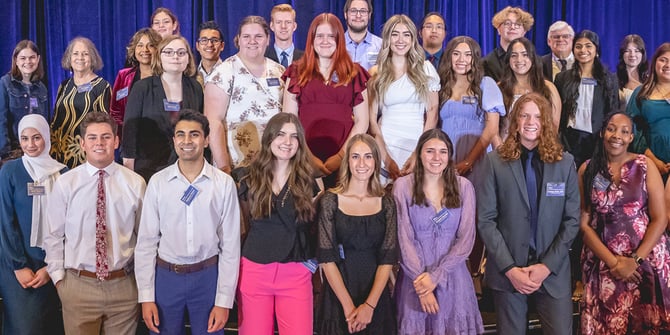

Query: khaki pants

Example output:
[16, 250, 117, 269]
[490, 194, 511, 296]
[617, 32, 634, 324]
[56, 270, 139, 335]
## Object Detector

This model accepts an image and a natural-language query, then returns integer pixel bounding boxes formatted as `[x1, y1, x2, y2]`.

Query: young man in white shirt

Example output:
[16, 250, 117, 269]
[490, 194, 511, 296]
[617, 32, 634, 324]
[135, 110, 240, 334]
[44, 111, 146, 335]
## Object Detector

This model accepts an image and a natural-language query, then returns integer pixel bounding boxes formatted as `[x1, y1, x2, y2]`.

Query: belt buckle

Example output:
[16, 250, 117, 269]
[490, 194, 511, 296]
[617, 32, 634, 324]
[173, 264, 183, 274]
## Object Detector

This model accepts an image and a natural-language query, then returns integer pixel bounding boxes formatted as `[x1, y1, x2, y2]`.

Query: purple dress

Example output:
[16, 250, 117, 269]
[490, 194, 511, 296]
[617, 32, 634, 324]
[393, 174, 483, 335]
[581, 155, 670, 334]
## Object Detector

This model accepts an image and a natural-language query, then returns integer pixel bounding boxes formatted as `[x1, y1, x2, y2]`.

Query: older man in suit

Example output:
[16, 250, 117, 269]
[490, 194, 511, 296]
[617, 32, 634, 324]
[265, 4, 303, 67]
[541, 21, 575, 82]
[477, 92, 579, 335]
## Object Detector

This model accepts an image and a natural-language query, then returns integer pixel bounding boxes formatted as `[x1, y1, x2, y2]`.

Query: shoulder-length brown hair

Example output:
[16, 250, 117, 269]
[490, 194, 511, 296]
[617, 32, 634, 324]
[10, 40, 44, 82]
[152, 35, 196, 77]
[125, 28, 162, 68]
[245, 113, 315, 223]
[498, 92, 563, 162]
[61, 36, 104, 72]
[412, 129, 461, 208]
[294, 13, 358, 88]
[233, 15, 271, 49]
[332, 134, 384, 197]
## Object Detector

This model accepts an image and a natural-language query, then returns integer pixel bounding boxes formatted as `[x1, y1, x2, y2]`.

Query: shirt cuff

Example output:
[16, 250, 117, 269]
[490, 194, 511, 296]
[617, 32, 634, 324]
[215, 293, 234, 309]
[138, 288, 155, 303]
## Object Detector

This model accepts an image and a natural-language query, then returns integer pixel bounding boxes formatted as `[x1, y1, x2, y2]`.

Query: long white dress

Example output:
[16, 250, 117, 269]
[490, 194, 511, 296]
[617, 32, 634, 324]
[379, 61, 440, 172]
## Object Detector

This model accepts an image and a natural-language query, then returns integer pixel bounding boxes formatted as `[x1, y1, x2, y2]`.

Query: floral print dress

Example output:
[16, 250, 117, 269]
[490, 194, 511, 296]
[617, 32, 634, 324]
[206, 55, 284, 167]
[581, 155, 670, 334]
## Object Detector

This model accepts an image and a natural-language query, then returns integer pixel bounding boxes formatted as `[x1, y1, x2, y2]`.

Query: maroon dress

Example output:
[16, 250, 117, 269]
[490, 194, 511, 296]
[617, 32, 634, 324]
[282, 64, 369, 162]
[581, 155, 670, 334]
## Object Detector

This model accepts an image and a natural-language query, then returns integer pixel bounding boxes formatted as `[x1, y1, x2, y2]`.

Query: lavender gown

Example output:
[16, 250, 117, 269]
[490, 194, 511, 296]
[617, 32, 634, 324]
[393, 174, 483, 335]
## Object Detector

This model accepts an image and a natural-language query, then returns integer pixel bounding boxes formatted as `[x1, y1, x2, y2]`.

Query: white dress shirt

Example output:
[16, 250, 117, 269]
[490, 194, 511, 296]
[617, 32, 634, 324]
[44, 162, 146, 283]
[135, 160, 240, 308]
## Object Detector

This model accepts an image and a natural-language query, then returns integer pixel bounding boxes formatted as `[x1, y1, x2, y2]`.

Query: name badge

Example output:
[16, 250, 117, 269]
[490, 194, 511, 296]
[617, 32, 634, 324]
[338, 244, 345, 259]
[581, 78, 598, 86]
[163, 99, 181, 112]
[431, 208, 450, 225]
[180, 185, 199, 205]
[27, 182, 45, 196]
[29, 97, 39, 108]
[462, 96, 478, 104]
[116, 86, 129, 101]
[77, 82, 93, 93]
[593, 174, 610, 192]
[302, 258, 319, 274]
[546, 182, 566, 197]
[330, 72, 339, 84]
[266, 77, 280, 87]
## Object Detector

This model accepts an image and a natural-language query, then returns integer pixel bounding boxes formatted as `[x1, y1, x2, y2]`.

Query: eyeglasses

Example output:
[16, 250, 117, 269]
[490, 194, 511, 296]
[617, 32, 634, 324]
[161, 49, 188, 57]
[501, 20, 522, 29]
[550, 34, 573, 41]
[197, 37, 222, 45]
[623, 48, 642, 54]
[423, 24, 445, 31]
[348, 8, 369, 16]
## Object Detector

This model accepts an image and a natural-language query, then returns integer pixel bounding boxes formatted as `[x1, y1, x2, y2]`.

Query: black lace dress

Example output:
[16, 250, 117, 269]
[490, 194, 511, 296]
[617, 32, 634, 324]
[316, 191, 398, 335]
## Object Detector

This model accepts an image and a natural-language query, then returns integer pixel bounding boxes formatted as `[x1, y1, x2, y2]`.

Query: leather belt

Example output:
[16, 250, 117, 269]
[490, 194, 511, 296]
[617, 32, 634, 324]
[67, 268, 128, 280]
[156, 255, 218, 274]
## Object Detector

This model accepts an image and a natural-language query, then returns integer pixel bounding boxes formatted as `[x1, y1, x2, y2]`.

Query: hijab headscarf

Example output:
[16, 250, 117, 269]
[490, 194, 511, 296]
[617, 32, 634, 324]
[18, 114, 66, 247]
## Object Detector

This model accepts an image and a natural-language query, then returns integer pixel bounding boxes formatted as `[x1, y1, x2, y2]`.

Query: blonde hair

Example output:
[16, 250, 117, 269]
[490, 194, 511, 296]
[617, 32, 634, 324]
[491, 6, 534, 31]
[270, 4, 296, 20]
[368, 14, 429, 107]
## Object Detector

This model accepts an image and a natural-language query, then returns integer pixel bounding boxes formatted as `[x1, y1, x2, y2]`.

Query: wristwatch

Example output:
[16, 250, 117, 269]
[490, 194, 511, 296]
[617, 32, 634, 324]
[631, 252, 644, 265]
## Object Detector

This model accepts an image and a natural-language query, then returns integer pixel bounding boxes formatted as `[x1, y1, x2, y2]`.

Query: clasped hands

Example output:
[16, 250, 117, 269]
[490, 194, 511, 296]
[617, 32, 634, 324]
[505, 264, 551, 295]
[414, 272, 439, 314]
[609, 255, 642, 284]
[343, 302, 374, 334]
[15, 267, 50, 289]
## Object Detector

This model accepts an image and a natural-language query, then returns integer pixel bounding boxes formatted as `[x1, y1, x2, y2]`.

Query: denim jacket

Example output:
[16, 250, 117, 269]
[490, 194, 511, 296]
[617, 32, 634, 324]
[0, 74, 49, 156]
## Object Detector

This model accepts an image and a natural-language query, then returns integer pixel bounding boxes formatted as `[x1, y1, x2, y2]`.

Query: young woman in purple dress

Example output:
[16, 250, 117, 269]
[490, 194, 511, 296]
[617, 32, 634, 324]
[394, 128, 483, 334]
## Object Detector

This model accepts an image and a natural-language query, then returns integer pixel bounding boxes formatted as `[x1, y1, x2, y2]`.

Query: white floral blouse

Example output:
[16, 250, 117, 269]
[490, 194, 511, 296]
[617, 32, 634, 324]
[206, 55, 285, 167]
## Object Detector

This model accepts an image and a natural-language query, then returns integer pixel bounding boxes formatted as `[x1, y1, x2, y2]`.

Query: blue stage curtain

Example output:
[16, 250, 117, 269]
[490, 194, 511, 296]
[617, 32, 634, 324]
[0, 0, 668, 105]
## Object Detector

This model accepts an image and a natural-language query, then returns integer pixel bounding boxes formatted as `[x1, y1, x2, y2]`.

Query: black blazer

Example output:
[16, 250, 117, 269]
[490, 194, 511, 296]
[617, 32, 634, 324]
[482, 47, 506, 82]
[265, 47, 304, 65]
[122, 75, 203, 182]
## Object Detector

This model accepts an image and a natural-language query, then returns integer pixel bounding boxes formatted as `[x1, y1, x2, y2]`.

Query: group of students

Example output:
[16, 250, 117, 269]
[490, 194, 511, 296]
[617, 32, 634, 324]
[1, 1, 670, 335]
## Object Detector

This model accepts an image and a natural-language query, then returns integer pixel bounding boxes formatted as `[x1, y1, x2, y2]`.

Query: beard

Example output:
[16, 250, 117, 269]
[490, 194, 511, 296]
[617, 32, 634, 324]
[347, 21, 368, 34]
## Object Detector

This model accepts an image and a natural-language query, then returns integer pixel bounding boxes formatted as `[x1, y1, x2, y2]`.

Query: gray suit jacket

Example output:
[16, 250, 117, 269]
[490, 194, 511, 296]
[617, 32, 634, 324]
[476, 150, 580, 298]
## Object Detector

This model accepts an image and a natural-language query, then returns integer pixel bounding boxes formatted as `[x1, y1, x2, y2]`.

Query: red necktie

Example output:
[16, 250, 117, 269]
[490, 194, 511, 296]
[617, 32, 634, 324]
[95, 169, 109, 280]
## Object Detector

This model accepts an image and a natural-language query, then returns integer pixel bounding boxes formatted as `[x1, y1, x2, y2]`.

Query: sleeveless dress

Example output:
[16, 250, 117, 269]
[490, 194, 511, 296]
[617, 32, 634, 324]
[581, 155, 670, 334]
[393, 174, 483, 334]
[316, 191, 398, 335]
[379, 61, 440, 170]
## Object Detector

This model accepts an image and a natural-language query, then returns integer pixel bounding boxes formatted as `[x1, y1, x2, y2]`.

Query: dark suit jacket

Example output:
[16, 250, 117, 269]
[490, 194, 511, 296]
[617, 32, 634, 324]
[482, 47, 506, 82]
[265, 47, 304, 66]
[541, 53, 554, 81]
[476, 150, 580, 298]
[122, 75, 203, 182]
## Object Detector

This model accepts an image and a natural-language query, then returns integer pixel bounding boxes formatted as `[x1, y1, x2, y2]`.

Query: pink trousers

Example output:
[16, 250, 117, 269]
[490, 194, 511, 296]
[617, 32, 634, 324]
[237, 257, 313, 335]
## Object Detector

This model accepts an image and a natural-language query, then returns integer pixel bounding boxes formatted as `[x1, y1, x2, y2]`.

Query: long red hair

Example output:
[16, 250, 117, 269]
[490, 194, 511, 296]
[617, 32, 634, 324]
[295, 13, 358, 87]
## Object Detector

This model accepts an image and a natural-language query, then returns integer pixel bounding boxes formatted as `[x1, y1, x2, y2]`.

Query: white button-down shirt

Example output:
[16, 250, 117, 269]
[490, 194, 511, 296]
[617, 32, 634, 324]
[345, 30, 382, 71]
[44, 162, 146, 283]
[134, 161, 240, 308]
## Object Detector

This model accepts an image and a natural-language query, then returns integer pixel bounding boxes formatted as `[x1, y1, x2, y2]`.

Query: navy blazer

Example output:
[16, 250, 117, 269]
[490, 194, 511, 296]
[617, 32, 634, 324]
[541, 53, 554, 81]
[265, 47, 304, 66]
[476, 150, 580, 298]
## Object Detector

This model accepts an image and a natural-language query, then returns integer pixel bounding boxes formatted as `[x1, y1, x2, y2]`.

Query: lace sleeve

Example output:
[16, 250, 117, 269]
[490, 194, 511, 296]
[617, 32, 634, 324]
[377, 193, 399, 265]
[316, 192, 340, 263]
